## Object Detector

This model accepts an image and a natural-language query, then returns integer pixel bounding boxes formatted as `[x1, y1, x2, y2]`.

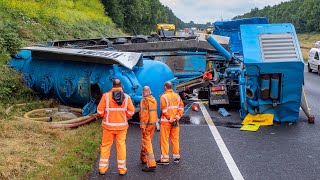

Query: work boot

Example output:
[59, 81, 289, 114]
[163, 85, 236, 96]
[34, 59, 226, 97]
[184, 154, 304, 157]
[141, 161, 146, 165]
[156, 160, 169, 165]
[142, 167, 156, 172]
[119, 171, 127, 176]
[174, 158, 180, 163]
[98, 171, 106, 175]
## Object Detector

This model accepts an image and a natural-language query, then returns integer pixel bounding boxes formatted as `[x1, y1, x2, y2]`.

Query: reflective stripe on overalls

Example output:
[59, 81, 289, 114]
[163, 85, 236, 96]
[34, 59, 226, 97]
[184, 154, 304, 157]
[161, 95, 181, 122]
[103, 93, 129, 126]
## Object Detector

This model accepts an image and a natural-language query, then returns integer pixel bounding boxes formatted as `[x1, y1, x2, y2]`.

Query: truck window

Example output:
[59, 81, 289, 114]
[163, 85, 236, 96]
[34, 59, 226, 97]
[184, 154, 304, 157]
[314, 52, 319, 60]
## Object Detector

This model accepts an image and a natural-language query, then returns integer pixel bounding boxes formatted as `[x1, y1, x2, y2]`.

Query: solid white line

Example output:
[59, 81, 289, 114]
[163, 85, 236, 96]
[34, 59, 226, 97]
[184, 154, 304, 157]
[199, 104, 244, 180]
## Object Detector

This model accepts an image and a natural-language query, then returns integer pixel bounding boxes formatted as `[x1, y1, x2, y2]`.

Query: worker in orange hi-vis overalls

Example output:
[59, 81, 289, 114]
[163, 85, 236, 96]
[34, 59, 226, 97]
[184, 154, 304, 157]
[97, 79, 135, 176]
[139, 86, 158, 172]
[157, 81, 184, 165]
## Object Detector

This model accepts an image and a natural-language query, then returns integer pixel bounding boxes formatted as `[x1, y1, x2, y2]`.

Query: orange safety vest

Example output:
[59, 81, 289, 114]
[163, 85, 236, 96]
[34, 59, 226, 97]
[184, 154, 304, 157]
[97, 87, 135, 130]
[139, 95, 158, 128]
[160, 89, 184, 125]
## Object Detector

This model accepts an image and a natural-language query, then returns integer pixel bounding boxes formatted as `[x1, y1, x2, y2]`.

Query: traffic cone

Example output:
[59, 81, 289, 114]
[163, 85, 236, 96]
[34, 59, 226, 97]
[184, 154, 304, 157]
[192, 104, 199, 112]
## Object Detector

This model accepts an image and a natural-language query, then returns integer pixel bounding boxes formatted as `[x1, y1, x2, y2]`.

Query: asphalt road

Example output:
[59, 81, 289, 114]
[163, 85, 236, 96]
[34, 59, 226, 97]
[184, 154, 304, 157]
[89, 66, 320, 180]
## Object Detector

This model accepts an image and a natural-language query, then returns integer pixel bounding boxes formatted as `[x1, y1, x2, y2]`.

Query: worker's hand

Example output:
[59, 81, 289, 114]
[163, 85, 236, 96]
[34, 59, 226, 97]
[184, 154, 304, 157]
[169, 118, 175, 123]
[171, 120, 179, 127]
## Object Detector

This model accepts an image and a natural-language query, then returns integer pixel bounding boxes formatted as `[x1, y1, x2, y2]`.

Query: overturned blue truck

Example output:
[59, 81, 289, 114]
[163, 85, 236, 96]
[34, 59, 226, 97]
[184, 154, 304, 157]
[9, 18, 314, 123]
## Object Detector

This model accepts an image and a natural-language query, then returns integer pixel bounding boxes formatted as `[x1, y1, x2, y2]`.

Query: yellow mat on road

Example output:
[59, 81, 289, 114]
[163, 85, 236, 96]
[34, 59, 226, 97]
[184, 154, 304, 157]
[242, 113, 274, 126]
[240, 124, 260, 132]
[240, 113, 274, 132]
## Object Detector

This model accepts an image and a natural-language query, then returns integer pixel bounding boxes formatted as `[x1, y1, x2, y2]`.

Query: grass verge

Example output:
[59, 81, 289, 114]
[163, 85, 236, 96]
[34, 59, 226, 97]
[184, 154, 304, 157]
[0, 99, 102, 180]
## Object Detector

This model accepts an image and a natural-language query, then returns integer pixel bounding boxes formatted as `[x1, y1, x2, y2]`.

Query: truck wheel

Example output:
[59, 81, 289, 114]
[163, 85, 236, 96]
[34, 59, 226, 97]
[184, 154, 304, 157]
[318, 66, 320, 76]
[308, 64, 312, 72]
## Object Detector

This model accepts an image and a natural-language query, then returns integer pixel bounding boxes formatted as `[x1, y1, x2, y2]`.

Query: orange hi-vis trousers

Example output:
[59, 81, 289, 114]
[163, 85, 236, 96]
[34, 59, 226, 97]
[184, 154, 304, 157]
[99, 128, 127, 174]
[160, 124, 180, 162]
[140, 126, 156, 168]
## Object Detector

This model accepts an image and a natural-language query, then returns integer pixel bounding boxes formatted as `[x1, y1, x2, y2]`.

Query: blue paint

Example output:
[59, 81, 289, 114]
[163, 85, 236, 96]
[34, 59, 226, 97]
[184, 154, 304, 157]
[214, 17, 268, 54]
[174, 72, 203, 77]
[270, 78, 279, 99]
[154, 54, 207, 73]
[207, 35, 232, 60]
[261, 78, 270, 91]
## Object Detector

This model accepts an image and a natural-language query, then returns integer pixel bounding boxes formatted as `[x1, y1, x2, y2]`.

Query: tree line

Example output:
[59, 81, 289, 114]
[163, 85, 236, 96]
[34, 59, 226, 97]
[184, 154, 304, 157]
[101, 0, 213, 34]
[234, 0, 320, 33]
[101, 0, 185, 34]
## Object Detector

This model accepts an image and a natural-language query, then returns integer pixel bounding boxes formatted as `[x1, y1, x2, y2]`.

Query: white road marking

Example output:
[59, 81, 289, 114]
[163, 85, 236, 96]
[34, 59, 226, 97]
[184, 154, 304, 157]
[199, 104, 244, 180]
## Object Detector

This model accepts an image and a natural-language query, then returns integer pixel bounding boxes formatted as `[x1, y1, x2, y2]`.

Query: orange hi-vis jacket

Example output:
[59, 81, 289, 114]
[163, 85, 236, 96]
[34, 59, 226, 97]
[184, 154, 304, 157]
[97, 87, 135, 130]
[139, 95, 158, 129]
[160, 89, 184, 125]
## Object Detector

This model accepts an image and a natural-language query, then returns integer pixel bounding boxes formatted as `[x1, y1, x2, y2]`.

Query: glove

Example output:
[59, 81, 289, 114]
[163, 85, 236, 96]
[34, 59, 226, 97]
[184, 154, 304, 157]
[171, 120, 178, 127]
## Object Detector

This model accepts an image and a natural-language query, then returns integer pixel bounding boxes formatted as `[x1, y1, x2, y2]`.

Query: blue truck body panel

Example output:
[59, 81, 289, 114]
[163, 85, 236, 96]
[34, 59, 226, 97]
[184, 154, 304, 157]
[214, 17, 268, 54]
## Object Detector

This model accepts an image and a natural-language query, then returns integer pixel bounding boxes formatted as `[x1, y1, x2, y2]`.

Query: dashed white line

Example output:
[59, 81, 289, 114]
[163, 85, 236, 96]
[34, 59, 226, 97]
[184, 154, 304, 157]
[199, 104, 244, 180]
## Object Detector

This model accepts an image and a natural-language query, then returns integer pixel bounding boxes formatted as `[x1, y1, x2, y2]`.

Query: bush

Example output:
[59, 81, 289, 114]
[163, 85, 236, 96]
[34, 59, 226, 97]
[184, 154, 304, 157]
[0, 66, 35, 105]
[0, 30, 22, 55]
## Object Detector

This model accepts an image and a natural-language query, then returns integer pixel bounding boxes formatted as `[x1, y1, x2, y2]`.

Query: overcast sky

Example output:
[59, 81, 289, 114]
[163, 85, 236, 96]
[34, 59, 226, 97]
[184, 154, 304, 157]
[160, 0, 289, 24]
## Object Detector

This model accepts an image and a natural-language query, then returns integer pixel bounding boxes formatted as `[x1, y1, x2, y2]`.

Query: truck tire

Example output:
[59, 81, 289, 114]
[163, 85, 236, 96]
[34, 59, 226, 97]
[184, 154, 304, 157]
[318, 66, 320, 76]
[308, 63, 312, 72]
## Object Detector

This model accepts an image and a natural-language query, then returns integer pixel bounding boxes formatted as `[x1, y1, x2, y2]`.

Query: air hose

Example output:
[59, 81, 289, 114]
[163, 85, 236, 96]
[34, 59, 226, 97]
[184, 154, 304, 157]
[23, 108, 56, 121]
[22, 107, 98, 128]
[8, 103, 99, 129]
[5, 101, 53, 115]
[48, 114, 98, 129]
[23, 108, 82, 122]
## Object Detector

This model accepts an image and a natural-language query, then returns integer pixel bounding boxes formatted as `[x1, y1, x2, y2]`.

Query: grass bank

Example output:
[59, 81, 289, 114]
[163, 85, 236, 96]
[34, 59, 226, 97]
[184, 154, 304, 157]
[0, 0, 124, 65]
[0, 0, 124, 179]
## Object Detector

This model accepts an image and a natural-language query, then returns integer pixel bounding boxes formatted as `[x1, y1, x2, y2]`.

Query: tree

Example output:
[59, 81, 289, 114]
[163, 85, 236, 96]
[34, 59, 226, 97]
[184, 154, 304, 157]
[234, 0, 320, 33]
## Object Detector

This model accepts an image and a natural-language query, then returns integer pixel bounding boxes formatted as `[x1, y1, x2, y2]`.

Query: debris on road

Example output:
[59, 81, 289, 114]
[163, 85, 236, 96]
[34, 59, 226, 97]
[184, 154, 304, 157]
[218, 108, 230, 117]
[192, 104, 199, 112]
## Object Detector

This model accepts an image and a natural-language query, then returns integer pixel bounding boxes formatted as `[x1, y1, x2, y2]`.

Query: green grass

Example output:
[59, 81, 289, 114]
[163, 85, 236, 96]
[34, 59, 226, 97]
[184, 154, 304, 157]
[23, 121, 102, 180]
[0, 0, 123, 179]
[0, 0, 124, 64]
[1, 103, 102, 179]
[298, 33, 320, 61]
